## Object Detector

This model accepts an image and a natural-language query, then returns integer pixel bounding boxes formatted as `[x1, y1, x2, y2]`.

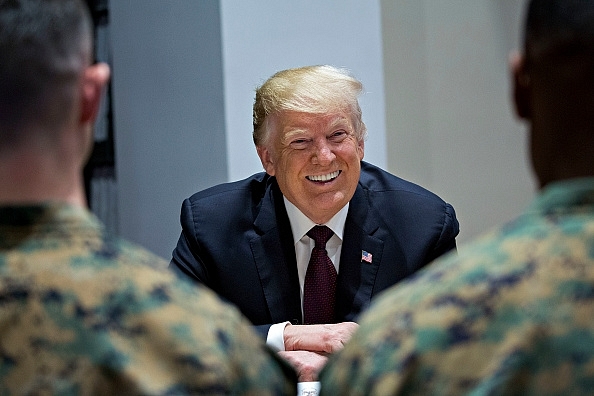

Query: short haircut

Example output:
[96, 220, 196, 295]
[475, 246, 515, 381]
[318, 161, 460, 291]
[524, 0, 594, 63]
[252, 65, 367, 147]
[0, 0, 92, 146]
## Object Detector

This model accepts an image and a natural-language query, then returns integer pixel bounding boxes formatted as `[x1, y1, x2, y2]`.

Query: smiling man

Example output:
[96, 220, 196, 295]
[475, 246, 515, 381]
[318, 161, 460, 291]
[170, 65, 459, 383]
[257, 111, 363, 225]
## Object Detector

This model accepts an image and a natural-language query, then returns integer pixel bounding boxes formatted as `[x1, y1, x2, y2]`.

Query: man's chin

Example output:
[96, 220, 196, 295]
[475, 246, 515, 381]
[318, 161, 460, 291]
[300, 198, 348, 223]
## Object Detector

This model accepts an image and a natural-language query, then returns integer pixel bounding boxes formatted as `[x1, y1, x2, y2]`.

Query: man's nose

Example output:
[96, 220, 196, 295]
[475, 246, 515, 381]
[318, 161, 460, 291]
[313, 141, 336, 164]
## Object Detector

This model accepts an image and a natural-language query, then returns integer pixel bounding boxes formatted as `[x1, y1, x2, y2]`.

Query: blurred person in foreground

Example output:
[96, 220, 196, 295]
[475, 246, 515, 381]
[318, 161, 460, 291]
[0, 0, 296, 394]
[171, 64, 459, 384]
[319, 0, 594, 394]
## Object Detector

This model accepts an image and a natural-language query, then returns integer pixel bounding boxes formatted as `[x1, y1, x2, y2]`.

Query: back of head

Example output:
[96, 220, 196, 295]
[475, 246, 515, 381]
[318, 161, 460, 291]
[521, 0, 594, 186]
[525, 0, 594, 63]
[523, 0, 594, 101]
[252, 65, 367, 146]
[0, 0, 92, 150]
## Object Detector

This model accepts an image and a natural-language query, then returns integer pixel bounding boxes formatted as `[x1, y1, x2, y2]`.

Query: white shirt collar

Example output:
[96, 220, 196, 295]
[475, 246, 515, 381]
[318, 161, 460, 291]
[283, 196, 349, 244]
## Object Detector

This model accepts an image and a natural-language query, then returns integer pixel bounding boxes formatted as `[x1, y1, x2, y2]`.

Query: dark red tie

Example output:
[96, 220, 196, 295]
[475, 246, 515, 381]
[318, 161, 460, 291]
[303, 225, 337, 324]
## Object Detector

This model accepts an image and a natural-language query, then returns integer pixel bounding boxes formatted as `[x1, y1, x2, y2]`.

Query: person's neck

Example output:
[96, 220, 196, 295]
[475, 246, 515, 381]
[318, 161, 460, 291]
[539, 168, 594, 189]
[532, 109, 594, 190]
[0, 148, 86, 208]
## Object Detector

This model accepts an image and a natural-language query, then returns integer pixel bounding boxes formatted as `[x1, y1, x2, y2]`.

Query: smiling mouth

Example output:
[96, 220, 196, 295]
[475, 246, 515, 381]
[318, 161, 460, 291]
[306, 170, 341, 182]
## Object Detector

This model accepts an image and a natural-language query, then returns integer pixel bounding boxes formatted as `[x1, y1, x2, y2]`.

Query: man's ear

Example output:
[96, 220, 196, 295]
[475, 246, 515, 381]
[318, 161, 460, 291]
[357, 139, 365, 161]
[256, 145, 276, 176]
[510, 51, 531, 120]
[80, 62, 110, 124]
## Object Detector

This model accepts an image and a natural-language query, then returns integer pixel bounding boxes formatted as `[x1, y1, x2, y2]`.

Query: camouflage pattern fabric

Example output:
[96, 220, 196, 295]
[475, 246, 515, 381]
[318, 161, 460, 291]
[0, 203, 296, 395]
[319, 178, 594, 396]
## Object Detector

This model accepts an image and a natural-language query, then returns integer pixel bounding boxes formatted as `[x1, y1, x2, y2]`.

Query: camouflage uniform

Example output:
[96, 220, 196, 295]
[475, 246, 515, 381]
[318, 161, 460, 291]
[319, 178, 594, 395]
[0, 203, 296, 395]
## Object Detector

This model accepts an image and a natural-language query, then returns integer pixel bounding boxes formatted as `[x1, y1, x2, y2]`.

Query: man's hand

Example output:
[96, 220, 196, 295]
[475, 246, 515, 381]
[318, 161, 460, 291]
[284, 321, 359, 353]
[278, 322, 358, 381]
[277, 350, 328, 382]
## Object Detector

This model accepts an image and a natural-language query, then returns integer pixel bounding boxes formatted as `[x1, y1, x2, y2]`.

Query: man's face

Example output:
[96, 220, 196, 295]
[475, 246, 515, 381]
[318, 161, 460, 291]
[257, 110, 364, 224]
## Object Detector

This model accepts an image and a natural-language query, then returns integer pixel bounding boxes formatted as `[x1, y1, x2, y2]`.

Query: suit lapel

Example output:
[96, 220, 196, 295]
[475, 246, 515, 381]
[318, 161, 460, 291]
[336, 185, 384, 321]
[248, 179, 390, 324]
[250, 181, 302, 324]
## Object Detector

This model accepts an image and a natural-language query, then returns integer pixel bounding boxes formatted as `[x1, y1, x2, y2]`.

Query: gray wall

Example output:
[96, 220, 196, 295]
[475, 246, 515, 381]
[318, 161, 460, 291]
[110, 1, 227, 258]
[381, 0, 534, 244]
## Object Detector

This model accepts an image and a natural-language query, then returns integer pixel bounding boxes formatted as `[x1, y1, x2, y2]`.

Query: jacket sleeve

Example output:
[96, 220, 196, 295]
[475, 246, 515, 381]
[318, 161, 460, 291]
[427, 202, 459, 263]
[170, 198, 210, 285]
[170, 198, 279, 341]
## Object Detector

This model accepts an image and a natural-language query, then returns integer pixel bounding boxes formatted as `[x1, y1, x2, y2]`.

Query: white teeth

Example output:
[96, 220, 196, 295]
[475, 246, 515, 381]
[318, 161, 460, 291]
[308, 170, 340, 182]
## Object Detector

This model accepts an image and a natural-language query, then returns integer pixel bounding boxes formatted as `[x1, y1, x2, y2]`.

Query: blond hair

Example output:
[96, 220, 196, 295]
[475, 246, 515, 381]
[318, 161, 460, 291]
[252, 65, 367, 146]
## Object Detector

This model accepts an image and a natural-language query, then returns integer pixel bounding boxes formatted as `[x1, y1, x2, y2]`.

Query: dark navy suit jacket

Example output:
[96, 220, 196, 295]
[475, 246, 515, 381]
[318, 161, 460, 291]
[170, 162, 459, 336]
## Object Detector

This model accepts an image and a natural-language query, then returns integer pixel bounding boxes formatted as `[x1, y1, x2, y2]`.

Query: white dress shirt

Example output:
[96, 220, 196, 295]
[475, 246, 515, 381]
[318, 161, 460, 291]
[266, 197, 349, 351]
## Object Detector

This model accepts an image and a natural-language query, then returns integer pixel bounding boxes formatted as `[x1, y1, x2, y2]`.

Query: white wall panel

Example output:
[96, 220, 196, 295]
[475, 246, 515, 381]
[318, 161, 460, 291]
[220, 0, 387, 181]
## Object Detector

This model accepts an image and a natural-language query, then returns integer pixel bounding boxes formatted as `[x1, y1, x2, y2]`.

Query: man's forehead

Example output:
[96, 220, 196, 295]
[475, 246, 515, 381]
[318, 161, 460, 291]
[278, 112, 351, 131]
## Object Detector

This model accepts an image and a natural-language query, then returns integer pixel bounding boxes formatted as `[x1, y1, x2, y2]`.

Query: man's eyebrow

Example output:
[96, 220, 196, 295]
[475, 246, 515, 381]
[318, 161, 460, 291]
[282, 128, 309, 142]
[327, 116, 351, 130]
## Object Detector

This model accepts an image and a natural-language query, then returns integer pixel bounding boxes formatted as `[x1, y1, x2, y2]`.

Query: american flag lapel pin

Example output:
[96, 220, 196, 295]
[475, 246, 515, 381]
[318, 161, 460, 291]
[361, 250, 373, 263]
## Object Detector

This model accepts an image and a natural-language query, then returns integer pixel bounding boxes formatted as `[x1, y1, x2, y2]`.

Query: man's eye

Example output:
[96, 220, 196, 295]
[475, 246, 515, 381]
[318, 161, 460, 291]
[330, 130, 347, 140]
[290, 139, 309, 148]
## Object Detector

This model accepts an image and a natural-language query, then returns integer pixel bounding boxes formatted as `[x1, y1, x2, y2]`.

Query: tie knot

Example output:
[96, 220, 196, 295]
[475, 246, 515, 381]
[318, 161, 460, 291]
[307, 225, 333, 248]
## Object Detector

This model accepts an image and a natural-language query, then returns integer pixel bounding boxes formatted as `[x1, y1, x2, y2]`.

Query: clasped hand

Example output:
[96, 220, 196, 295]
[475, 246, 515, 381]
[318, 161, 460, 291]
[277, 322, 358, 382]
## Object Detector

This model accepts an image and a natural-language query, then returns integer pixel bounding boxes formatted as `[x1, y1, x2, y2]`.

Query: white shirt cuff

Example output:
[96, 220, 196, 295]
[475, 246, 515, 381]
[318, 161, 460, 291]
[266, 321, 291, 351]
